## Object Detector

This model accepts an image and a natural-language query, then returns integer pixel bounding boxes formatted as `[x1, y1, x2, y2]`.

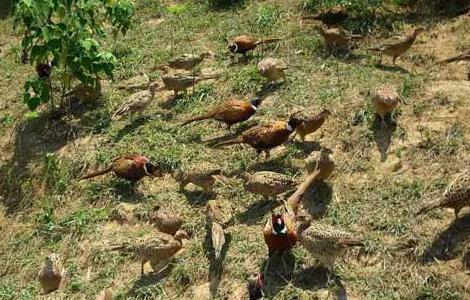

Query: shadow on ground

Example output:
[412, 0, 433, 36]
[371, 116, 397, 162]
[421, 213, 470, 263]
[0, 98, 109, 214]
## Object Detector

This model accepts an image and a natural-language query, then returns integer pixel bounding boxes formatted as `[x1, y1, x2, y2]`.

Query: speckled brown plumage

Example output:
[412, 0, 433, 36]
[416, 170, 470, 219]
[174, 162, 227, 193]
[149, 206, 183, 235]
[168, 52, 212, 70]
[294, 109, 331, 141]
[258, 58, 287, 82]
[111, 230, 189, 276]
[241, 171, 296, 200]
[206, 199, 232, 260]
[214, 118, 303, 158]
[206, 199, 233, 226]
[370, 85, 400, 126]
[162, 72, 218, 96]
[113, 83, 157, 118]
[298, 217, 363, 275]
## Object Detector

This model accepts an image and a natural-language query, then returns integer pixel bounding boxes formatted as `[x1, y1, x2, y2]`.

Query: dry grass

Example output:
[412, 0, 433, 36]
[0, 0, 469, 299]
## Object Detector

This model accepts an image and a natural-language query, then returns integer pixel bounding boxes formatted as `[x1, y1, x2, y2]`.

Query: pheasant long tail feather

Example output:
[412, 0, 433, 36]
[415, 199, 443, 216]
[211, 222, 226, 260]
[213, 137, 244, 148]
[199, 73, 220, 81]
[109, 242, 131, 251]
[286, 169, 321, 216]
[340, 237, 364, 247]
[113, 105, 130, 117]
[181, 112, 214, 126]
[437, 53, 470, 64]
[79, 165, 113, 180]
[256, 37, 282, 45]
[212, 174, 233, 188]
[367, 46, 382, 51]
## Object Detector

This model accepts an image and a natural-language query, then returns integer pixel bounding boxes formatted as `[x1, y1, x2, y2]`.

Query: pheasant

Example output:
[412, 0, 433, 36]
[228, 35, 281, 56]
[369, 85, 401, 127]
[79, 154, 163, 185]
[113, 83, 157, 119]
[437, 50, 470, 64]
[206, 198, 233, 227]
[240, 171, 296, 201]
[149, 205, 183, 235]
[36, 61, 52, 79]
[111, 230, 189, 276]
[247, 273, 264, 300]
[258, 58, 288, 82]
[173, 162, 230, 194]
[206, 199, 232, 260]
[162, 72, 219, 97]
[293, 109, 331, 141]
[214, 117, 303, 158]
[368, 27, 425, 66]
[287, 151, 335, 216]
[416, 170, 470, 219]
[305, 151, 335, 179]
[297, 214, 364, 280]
[167, 52, 213, 70]
[37, 254, 65, 294]
[181, 97, 262, 130]
[437, 50, 470, 80]
[315, 25, 362, 50]
[263, 211, 298, 277]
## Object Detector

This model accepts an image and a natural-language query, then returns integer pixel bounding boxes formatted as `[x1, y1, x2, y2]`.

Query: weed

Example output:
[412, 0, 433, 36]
[257, 4, 281, 31]
[231, 65, 264, 94]
[40, 153, 70, 194]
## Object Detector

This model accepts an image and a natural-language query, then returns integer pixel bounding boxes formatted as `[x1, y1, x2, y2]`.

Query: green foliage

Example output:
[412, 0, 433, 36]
[167, 3, 189, 15]
[40, 153, 70, 193]
[106, 0, 135, 39]
[13, 0, 134, 111]
[23, 76, 50, 110]
[1, 114, 14, 126]
[257, 4, 280, 31]
[231, 65, 263, 94]
[204, 0, 245, 10]
[35, 206, 107, 242]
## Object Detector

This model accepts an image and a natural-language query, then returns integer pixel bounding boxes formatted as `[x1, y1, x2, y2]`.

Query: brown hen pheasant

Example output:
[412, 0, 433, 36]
[416, 170, 470, 219]
[111, 230, 189, 276]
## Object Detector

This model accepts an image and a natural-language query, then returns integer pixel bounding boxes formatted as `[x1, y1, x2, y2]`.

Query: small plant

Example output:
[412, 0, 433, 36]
[231, 65, 263, 94]
[40, 153, 70, 193]
[257, 4, 280, 31]
[1, 114, 13, 126]
[13, 0, 135, 111]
